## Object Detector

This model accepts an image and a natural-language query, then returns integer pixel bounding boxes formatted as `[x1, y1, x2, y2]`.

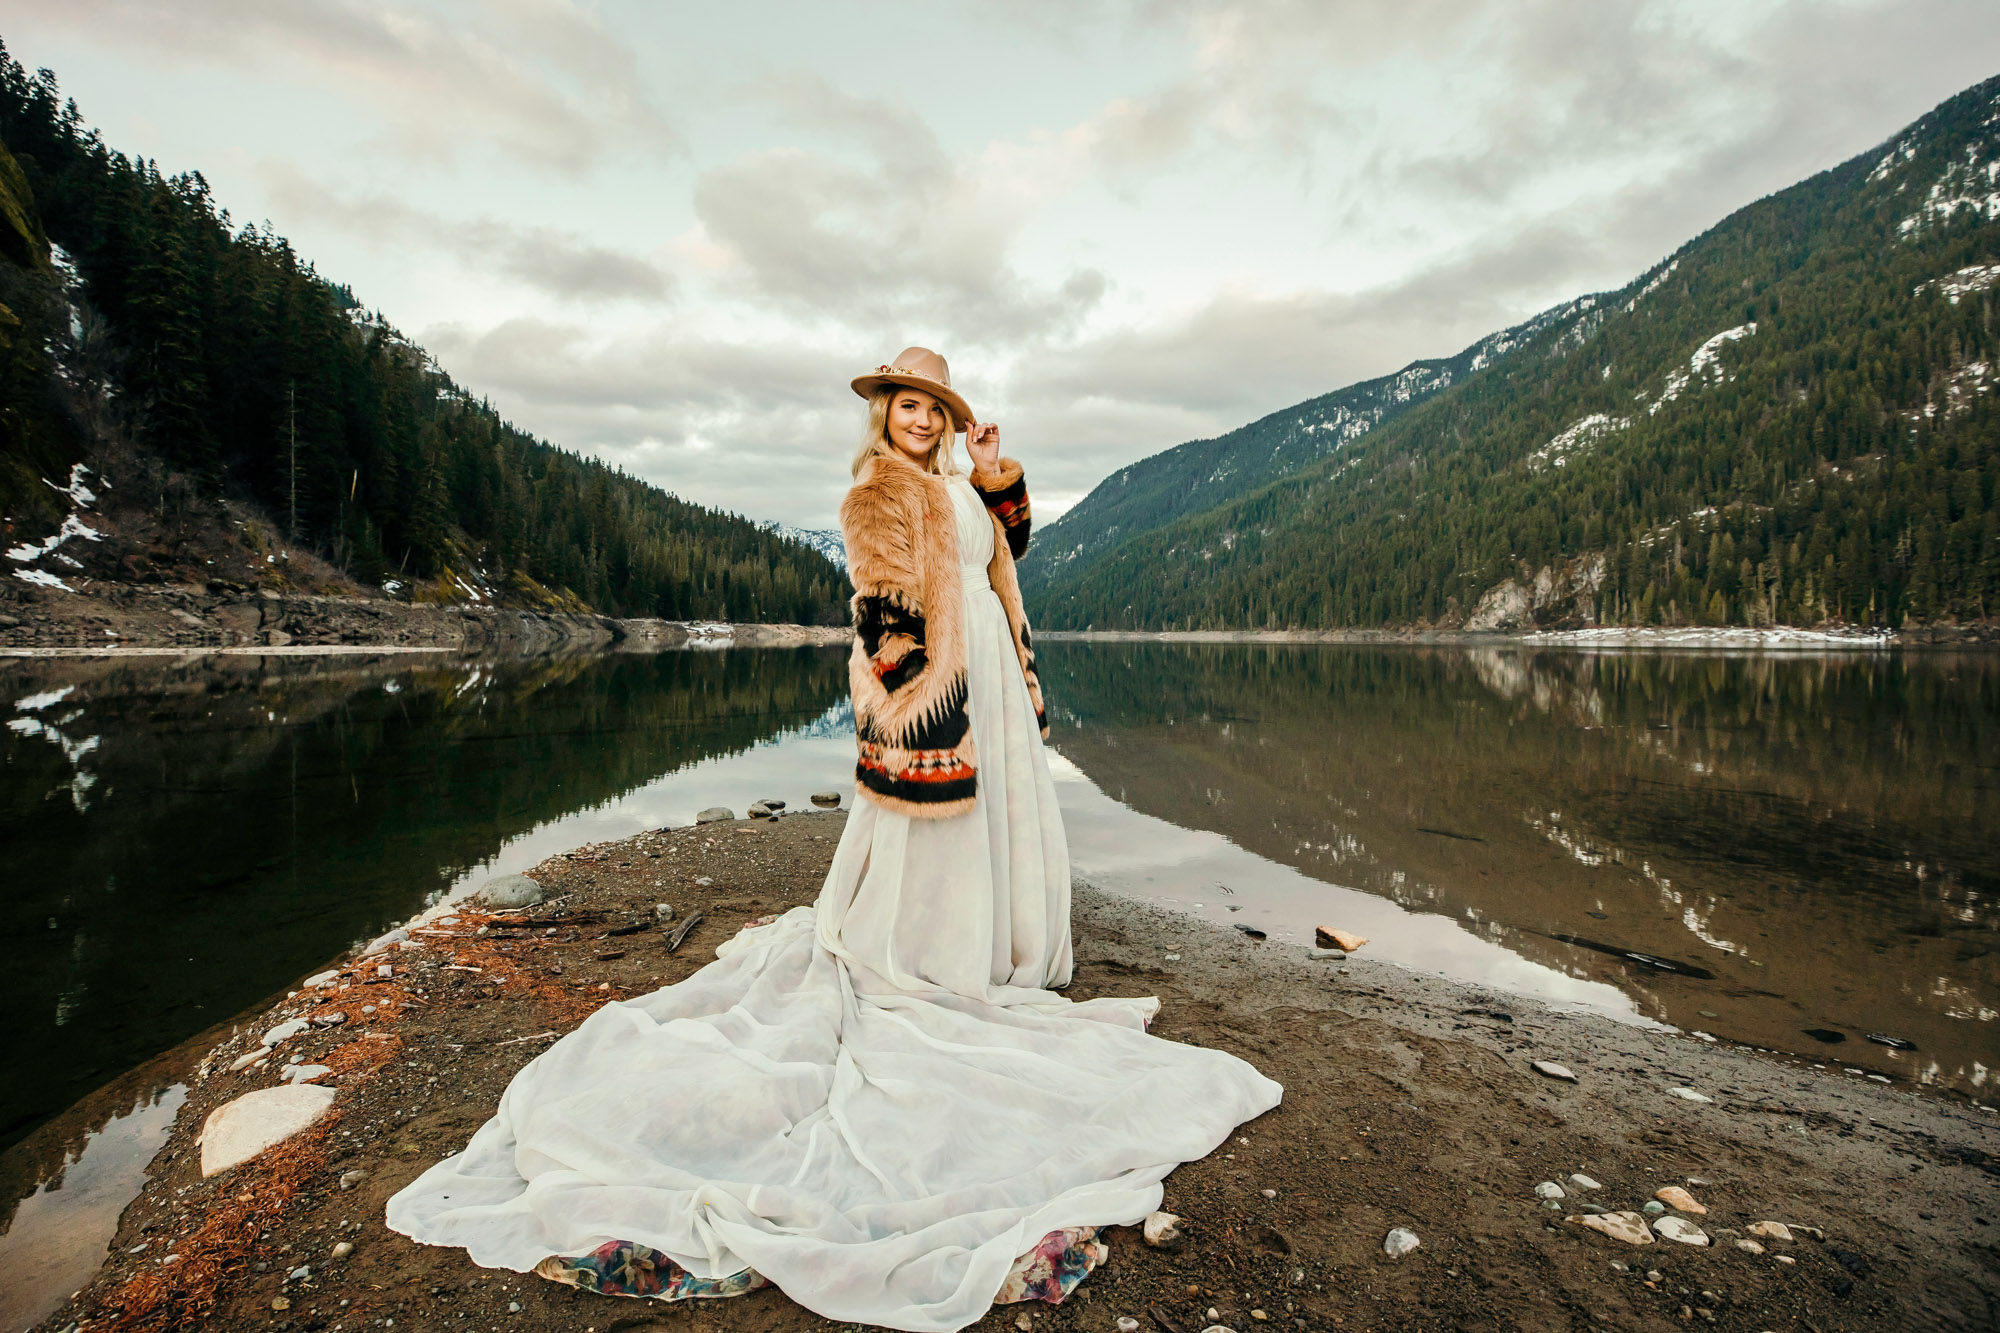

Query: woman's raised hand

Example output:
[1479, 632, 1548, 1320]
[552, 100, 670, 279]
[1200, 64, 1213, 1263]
[966, 419, 1000, 479]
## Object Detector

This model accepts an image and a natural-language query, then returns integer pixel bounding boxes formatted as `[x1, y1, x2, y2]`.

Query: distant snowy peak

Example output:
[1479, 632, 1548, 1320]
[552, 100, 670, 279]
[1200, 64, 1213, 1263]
[761, 523, 847, 572]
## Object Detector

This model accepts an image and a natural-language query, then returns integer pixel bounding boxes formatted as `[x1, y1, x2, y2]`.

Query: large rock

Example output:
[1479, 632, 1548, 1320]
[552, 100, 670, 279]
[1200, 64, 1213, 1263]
[476, 873, 544, 909]
[695, 807, 733, 824]
[200, 1085, 337, 1176]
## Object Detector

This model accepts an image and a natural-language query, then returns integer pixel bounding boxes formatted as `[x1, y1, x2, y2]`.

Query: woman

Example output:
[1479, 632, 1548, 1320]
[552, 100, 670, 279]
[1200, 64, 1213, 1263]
[385, 347, 1283, 1333]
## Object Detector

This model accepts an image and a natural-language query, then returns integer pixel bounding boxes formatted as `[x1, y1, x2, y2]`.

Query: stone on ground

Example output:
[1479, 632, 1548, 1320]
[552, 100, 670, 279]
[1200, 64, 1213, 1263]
[1652, 1216, 1710, 1245]
[477, 873, 544, 909]
[1565, 1211, 1653, 1245]
[199, 1084, 337, 1177]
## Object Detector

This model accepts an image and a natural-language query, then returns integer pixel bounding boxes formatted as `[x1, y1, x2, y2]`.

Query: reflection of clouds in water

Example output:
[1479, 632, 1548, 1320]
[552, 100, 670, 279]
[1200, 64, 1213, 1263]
[1048, 749, 1654, 1024]
[0, 1084, 187, 1331]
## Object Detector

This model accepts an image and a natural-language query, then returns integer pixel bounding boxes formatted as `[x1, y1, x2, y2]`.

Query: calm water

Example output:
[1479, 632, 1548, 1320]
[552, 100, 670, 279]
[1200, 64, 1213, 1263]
[3, 643, 1996, 1320]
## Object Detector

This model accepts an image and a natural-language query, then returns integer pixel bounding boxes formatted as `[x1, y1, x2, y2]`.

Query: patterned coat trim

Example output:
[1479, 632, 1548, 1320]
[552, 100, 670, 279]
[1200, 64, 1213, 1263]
[840, 450, 1048, 818]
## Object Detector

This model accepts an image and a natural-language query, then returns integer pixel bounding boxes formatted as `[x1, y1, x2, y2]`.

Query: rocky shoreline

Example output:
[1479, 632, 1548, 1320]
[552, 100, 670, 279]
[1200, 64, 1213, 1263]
[23, 809, 1998, 1333]
[0, 580, 850, 655]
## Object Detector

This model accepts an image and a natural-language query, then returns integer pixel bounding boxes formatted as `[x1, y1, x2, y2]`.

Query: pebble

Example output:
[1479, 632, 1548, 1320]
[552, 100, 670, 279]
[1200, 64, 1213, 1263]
[331, 1241, 354, 1259]
[1774, 1254, 1796, 1266]
[695, 876, 714, 886]
[1535, 1182, 1566, 1200]
[1307, 948, 1346, 960]
[361, 927, 409, 956]
[1734, 1238, 1766, 1254]
[1383, 1227, 1420, 1257]
[1747, 1220, 1792, 1241]
[1652, 1216, 1710, 1246]
[695, 807, 733, 824]
[376, 963, 394, 979]
[362, 1004, 376, 1016]
[1164, 953, 1182, 961]
[1251, 1310, 1269, 1321]
[508, 1302, 521, 1312]
[1200, 1327, 1237, 1333]
[1261, 1188, 1277, 1198]
[1570, 1173, 1602, 1190]
[279, 1064, 332, 1084]
[1655, 1185, 1707, 1215]
[261, 1018, 310, 1048]
[1565, 1211, 1652, 1245]
[311, 1011, 346, 1027]
[1642, 1201, 1667, 1215]
[288, 1265, 310, 1281]
[1667, 1087, 1713, 1103]
[230, 1049, 267, 1072]
[1117, 1319, 1140, 1333]
[339, 1169, 365, 1190]
[304, 969, 342, 989]
[271, 1297, 290, 1311]
[1531, 1060, 1578, 1082]
[1143, 1211, 1186, 1250]
[1014, 1314, 1032, 1331]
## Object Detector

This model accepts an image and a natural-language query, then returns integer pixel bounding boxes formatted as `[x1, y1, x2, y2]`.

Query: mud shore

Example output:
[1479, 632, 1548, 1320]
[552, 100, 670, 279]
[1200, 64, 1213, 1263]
[29, 812, 2000, 1333]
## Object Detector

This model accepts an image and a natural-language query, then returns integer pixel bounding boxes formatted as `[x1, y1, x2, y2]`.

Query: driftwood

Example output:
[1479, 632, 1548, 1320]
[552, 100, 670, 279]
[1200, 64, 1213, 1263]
[604, 922, 650, 937]
[664, 912, 705, 954]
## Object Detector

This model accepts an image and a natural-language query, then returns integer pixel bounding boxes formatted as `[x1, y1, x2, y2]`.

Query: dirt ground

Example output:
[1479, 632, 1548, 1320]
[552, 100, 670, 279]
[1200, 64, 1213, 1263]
[40, 811, 1999, 1333]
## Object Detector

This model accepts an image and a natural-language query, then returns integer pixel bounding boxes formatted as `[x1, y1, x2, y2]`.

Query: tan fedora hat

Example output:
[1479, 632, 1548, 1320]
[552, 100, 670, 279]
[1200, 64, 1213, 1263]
[851, 346, 975, 433]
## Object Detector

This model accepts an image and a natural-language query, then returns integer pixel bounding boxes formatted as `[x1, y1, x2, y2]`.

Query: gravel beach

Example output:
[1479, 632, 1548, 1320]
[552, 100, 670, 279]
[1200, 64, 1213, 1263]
[37, 810, 1999, 1333]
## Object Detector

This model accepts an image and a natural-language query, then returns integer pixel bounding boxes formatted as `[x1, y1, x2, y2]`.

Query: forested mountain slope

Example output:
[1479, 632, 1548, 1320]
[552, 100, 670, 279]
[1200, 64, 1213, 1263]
[1030, 75, 2000, 633]
[1017, 298, 1603, 598]
[0, 46, 848, 624]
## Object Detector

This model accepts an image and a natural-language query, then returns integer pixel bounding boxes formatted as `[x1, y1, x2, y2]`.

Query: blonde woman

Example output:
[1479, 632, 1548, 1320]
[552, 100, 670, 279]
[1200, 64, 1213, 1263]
[386, 348, 1283, 1333]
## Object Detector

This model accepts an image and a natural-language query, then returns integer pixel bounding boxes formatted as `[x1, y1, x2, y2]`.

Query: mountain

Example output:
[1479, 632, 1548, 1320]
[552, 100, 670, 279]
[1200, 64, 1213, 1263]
[1017, 298, 1602, 598]
[1028, 75, 2000, 634]
[0, 46, 850, 625]
[761, 522, 848, 573]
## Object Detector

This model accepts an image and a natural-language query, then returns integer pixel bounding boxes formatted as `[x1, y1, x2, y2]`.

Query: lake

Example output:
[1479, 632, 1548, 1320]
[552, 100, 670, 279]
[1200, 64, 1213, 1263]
[2, 642, 1995, 1324]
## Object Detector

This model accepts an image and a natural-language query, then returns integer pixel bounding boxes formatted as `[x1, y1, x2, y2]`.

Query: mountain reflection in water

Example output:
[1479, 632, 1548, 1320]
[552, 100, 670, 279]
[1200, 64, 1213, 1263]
[1039, 643, 1999, 1096]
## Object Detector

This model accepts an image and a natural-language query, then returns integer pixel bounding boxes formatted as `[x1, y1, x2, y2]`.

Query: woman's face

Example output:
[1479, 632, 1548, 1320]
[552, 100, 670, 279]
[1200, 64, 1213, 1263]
[885, 387, 949, 460]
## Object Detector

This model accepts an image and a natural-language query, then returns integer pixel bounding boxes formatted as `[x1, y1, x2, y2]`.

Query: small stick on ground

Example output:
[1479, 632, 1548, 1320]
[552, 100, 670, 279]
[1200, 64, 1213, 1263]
[665, 912, 705, 953]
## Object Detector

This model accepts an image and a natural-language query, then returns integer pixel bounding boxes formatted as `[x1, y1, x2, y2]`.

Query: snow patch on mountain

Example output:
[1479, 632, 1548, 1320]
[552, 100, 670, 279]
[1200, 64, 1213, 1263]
[1898, 131, 2000, 237]
[1622, 259, 1679, 313]
[1527, 414, 1630, 472]
[1645, 323, 1757, 415]
[760, 522, 847, 572]
[1916, 262, 2000, 303]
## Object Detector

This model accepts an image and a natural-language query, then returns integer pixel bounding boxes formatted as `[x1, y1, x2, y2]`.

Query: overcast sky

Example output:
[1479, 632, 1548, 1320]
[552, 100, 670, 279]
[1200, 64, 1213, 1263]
[4, 1, 1998, 528]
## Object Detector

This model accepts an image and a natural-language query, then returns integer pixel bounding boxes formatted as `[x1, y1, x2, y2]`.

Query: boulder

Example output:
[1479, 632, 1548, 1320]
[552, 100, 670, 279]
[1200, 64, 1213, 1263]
[199, 1085, 337, 1176]
[477, 873, 545, 909]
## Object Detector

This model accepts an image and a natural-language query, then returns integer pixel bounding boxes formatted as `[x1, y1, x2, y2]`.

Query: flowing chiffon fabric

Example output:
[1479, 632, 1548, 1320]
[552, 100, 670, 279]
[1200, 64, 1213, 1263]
[385, 474, 1283, 1333]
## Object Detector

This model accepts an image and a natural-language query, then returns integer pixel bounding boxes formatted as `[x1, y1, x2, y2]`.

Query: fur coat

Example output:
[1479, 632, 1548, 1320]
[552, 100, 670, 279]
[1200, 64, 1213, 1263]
[839, 449, 1046, 817]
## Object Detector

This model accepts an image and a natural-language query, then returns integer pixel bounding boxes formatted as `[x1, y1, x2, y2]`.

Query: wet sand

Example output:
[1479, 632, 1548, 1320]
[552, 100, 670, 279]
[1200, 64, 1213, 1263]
[32, 811, 2000, 1333]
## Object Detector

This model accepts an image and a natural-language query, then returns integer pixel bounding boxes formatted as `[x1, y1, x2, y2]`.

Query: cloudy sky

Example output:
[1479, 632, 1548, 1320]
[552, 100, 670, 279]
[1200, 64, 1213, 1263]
[4, 1, 1998, 528]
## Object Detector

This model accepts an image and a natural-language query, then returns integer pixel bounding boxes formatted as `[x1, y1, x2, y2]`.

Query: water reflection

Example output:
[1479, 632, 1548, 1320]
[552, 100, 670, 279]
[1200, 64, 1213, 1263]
[1, 648, 850, 1153]
[1040, 643, 2000, 1095]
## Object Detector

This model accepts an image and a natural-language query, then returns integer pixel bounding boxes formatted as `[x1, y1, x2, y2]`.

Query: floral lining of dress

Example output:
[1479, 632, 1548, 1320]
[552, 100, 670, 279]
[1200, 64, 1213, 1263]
[536, 1226, 1108, 1309]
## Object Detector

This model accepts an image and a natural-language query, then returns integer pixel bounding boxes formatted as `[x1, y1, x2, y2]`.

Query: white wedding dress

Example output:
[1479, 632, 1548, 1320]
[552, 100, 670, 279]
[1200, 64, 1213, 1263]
[386, 473, 1284, 1333]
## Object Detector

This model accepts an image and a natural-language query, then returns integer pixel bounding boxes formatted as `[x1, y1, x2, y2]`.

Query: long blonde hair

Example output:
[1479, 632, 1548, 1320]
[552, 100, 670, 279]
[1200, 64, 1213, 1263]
[851, 385, 959, 479]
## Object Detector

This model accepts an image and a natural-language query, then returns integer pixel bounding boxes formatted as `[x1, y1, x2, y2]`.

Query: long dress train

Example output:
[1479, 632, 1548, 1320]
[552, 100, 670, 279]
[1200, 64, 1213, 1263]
[385, 473, 1284, 1333]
